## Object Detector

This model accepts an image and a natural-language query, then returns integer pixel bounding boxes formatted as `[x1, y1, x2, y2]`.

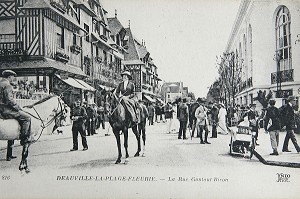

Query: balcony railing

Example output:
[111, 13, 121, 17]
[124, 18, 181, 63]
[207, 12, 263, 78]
[0, 42, 26, 60]
[55, 51, 69, 63]
[239, 77, 253, 92]
[271, 69, 294, 84]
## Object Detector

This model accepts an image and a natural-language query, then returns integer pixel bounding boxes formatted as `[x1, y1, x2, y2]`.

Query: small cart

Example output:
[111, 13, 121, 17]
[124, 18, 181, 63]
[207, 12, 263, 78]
[229, 125, 256, 159]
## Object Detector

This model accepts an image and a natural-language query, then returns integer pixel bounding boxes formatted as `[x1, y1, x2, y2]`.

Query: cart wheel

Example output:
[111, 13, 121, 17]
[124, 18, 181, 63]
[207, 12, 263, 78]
[229, 136, 233, 155]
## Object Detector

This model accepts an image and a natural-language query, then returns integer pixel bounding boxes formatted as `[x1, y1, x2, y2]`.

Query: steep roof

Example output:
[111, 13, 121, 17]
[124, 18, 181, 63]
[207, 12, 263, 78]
[124, 27, 140, 61]
[136, 44, 149, 59]
[107, 17, 125, 36]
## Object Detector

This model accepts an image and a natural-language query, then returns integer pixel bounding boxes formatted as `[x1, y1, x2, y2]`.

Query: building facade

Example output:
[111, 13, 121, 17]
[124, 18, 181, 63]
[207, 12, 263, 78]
[225, 0, 300, 108]
[0, 0, 127, 106]
[122, 26, 161, 103]
[161, 82, 187, 103]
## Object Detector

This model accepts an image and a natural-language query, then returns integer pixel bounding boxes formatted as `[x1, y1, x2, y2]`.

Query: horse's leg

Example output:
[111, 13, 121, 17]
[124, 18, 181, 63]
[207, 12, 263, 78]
[123, 127, 129, 159]
[142, 122, 146, 157]
[19, 143, 30, 173]
[133, 125, 141, 157]
[113, 128, 122, 164]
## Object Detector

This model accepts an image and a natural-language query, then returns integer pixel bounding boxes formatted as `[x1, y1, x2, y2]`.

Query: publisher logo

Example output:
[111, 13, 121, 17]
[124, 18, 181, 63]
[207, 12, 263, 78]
[276, 173, 290, 182]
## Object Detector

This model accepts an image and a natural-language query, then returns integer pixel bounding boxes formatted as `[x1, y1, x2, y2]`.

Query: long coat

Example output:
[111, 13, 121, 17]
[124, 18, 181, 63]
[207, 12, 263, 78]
[115, 81, 135, 99]
[195, 105, 208, 126]
[280, 103, 297, 130]
[0, 78, 21, 119]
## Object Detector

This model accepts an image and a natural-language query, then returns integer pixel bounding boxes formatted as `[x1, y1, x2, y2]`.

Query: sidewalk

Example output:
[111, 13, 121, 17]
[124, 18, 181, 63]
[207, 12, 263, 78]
[254, 128, 300, 164]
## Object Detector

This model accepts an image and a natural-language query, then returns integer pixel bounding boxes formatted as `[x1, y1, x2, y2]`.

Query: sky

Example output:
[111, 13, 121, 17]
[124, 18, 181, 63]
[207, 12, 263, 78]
[101, 0, 240, 98]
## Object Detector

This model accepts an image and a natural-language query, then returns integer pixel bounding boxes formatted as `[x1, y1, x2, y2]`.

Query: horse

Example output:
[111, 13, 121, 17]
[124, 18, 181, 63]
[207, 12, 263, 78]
[0, 95, 64, 173]
[104, 91, 141, 164]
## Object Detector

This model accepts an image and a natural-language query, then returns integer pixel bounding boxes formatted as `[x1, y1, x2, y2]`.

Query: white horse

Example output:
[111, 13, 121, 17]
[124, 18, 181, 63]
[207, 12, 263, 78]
[0, 95, 64, 173]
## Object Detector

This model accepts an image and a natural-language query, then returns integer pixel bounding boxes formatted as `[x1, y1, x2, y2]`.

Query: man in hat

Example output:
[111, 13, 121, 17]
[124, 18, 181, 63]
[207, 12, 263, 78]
[115, 71, 138, 125]
[280, 96, 300, 153]
[195, 98, 210, 144]
[210, 103, 219, 138]
[178, 98, 189, 139]
[264, 99, 281, 155]
[189, 97, 201, 137]
[0, 70, 32, 157]
[70, 97, 88, 151]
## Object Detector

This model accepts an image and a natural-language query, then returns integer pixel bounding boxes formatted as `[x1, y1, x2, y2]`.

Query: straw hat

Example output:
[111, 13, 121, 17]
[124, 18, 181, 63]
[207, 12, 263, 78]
[121, 71, 132, 80]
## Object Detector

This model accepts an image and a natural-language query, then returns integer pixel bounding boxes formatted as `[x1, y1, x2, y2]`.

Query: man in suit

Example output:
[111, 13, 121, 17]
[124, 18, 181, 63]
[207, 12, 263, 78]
[115, 71, 138, 125]
[178, 98, 189, 139]
[210, 103, 219, 138]
[264, 99, 281, 155]
[0, 70, 31, 159]
[86, 103, 96, 136]
[281, 96, 300, 153]
[70, 98, 88, 151]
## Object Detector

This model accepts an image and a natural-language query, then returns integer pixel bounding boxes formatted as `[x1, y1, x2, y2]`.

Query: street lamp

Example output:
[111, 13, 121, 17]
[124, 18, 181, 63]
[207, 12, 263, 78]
[274, 51, 283, 98]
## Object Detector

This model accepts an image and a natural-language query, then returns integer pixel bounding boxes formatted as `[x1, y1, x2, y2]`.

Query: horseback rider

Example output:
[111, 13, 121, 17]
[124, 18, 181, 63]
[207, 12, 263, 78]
[0, 70, 31, 146]
[115, 71, 138, 125]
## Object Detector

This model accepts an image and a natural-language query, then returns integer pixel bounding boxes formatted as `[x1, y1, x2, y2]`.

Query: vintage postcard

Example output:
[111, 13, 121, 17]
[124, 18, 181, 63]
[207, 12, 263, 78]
[0, 0, 300, 199]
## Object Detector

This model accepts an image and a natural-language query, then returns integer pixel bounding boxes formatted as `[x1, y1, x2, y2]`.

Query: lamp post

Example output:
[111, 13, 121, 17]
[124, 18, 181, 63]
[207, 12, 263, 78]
[274, 51, 282, 98]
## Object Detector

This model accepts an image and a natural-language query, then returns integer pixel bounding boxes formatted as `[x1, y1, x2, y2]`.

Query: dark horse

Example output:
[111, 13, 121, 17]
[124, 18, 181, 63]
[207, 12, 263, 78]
[104, 91, 141, 164]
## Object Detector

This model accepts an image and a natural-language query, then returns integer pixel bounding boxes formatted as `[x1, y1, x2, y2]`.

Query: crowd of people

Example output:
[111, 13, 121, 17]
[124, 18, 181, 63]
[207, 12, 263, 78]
[1, 69, 299, 161]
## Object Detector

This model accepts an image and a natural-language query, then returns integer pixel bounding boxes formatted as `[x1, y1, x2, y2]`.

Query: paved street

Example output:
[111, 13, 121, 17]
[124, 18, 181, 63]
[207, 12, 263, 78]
[0, 120, 300, 199]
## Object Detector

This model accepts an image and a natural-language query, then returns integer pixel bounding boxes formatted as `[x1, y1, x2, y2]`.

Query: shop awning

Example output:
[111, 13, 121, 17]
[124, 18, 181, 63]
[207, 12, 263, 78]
[75, 79, 96, 91]
[56, 74, 94, 91]
[156, 98, 165, 105]
[143, 95, 155, 103]
[61, 76, 87, 90]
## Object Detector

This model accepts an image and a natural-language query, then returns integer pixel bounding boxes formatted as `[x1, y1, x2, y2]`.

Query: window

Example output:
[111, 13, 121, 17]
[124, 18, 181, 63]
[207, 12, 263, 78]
[96, 47, 99, 57]
[142, 72, 146, 84]
[115, 57, 121, 73]
[73, 33, 77, 45]
[84, 23, 89, 42]
[56, 27, 64, 48]
[103, 50, 107, 63]
[275, 6, 291, 70]
[249, 94, 253, 104]
[248, 24, 253, 77]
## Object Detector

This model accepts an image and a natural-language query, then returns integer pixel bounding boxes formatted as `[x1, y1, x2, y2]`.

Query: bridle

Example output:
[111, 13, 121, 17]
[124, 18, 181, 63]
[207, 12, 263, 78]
[23, 95, 64, 143]
[105, 90, 128, 117]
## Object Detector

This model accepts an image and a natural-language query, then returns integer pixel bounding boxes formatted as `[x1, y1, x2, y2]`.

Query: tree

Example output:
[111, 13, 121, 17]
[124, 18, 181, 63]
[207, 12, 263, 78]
[254, 90, 273, 109]
[206, 79, 222, 102]
[187, 92, 196, 101]
[216, 52, 243, 107]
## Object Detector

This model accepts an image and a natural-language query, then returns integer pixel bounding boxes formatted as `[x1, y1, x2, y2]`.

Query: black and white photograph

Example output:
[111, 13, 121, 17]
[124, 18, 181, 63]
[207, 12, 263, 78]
[0, 0, 300, 198]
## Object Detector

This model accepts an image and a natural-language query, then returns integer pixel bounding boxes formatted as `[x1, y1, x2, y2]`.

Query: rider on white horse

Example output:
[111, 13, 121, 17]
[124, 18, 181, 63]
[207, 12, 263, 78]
[0, 70, 32, 146]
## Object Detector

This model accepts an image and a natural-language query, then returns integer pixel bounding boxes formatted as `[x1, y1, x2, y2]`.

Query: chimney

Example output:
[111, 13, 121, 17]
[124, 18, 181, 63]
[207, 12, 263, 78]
[115, 9, 117, 18]
[128, 20, 130, 28]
